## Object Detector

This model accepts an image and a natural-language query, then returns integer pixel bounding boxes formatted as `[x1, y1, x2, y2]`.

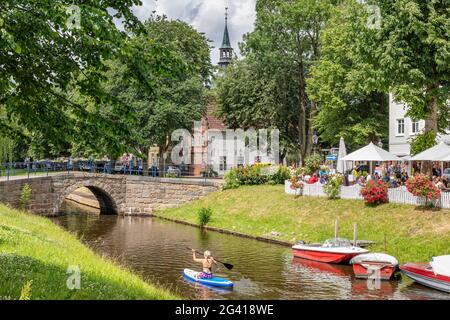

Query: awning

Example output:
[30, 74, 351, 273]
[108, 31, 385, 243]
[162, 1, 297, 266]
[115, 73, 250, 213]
[340, 142, 402, 162]
[411, 142, 450, 161]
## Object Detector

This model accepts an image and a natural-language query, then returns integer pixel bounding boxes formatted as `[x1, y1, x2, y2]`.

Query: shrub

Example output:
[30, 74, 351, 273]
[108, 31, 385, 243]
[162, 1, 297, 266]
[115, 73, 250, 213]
[19, 183, 31, 210]
[165, 172, 178, 178]
[304, 155, 322, 175]
[410, 131, 437, 156]
[323, 175, 344, 199]
[406, 174, 441, 207]
[198, 207, 213, 227]
[360, 180, 389, 206]
[267, 166, 291, 185]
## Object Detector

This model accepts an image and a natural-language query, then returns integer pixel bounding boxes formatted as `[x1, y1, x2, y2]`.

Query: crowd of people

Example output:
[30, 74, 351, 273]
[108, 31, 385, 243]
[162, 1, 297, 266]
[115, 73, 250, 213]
[296, 162, 450, 192]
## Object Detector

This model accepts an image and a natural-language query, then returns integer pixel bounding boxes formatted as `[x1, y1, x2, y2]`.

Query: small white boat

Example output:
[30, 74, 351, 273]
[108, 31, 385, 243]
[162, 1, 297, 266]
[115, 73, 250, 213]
[350, 253, 399, 280]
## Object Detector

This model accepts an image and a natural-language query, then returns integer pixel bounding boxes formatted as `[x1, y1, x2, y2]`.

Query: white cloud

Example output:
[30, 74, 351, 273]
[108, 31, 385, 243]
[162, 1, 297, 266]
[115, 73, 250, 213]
[131, 0, 256, 64]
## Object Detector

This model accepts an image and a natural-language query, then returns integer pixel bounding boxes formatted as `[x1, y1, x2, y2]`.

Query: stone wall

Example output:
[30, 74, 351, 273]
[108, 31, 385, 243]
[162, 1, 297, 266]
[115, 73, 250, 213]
[0, 173, 221, 216]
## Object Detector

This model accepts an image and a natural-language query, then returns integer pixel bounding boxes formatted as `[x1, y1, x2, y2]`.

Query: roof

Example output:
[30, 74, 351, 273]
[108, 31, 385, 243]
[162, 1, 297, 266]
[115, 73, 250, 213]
[205, 104, 226, 131]
[221, 12, 232, 49]
[341, 142, 402, 161]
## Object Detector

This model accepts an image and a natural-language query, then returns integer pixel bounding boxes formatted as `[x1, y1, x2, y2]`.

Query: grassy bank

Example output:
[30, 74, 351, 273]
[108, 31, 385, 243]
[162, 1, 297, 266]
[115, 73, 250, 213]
[0, 204, 177, 300]
[156, 185, 450, 263]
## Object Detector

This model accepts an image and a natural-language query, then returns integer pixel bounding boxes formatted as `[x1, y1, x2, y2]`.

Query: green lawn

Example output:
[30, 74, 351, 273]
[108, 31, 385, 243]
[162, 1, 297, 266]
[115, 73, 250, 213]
[0, 204, 178, 300]
[156, 185, 450, 263]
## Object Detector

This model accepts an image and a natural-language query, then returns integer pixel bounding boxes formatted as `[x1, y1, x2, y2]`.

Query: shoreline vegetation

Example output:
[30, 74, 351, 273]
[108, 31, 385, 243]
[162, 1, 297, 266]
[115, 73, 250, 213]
[156, 185, 450, 264]
[0, 204, 178, 300]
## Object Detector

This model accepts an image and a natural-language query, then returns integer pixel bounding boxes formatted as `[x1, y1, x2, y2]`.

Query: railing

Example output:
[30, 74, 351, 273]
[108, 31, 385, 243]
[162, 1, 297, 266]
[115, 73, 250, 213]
[0, 160, 219, 181]
[285, 180, 450, 208]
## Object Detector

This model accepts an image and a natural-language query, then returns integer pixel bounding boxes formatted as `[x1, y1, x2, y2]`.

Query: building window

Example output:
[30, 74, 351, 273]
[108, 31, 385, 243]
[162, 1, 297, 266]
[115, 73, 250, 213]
[411, 121, 419, 134]
[397, 119, 405, 135]
[219, 156, 227, 171]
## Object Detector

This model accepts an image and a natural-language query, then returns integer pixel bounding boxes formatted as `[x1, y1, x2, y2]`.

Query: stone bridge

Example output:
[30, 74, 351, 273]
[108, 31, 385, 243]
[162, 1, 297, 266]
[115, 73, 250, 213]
[0, 173, 221, 216]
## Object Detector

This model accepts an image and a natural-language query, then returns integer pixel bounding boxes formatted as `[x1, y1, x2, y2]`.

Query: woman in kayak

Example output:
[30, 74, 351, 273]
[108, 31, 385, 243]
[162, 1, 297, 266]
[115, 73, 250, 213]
[192, 249, 217, 279]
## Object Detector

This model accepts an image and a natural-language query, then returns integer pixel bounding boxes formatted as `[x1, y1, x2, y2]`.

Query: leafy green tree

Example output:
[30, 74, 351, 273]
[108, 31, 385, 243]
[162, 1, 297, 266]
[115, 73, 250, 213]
[336, 0, 449, 135]
[101, 16, 212, 167]
[217, 0, 334, 164]
[307, 0, 389, 149]
[0, 0, 183, 158]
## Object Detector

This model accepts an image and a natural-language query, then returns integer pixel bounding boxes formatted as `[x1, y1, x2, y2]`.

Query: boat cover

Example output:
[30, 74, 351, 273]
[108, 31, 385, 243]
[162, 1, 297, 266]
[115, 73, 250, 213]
[430, 255, 450, 277]
[350, 253, 398, 266]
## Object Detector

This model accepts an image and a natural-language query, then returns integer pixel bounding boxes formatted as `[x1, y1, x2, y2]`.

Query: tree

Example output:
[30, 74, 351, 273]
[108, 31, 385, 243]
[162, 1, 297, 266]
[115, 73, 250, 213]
[216, 59, 299, 162]
[101, 16, 212, 168]
[0, 1, 174, 155]
[217, 0, 334, 164]
[341, 0, 449, 136]
[307, 0, 389, 150]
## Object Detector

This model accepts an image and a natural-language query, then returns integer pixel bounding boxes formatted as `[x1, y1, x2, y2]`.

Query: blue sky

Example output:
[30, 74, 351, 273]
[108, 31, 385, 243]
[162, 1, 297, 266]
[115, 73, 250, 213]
[130, 0, 257, 64]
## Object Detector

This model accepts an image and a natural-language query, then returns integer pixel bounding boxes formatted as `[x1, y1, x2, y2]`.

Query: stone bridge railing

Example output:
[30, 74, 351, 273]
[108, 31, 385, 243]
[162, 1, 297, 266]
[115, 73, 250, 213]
[0, 173, 221, 216]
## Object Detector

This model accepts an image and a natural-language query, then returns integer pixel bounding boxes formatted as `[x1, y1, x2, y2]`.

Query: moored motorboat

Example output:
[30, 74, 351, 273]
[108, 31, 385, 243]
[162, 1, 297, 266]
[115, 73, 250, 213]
[400, 255, 450, 293]
[350, 253, 398, 280]
[292, 238, 369, 264]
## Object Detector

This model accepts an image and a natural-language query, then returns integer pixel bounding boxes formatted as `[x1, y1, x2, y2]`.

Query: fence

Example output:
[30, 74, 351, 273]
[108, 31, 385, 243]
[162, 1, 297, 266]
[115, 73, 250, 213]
[0, 160, 218, 181]
[285, 180, 450, 209]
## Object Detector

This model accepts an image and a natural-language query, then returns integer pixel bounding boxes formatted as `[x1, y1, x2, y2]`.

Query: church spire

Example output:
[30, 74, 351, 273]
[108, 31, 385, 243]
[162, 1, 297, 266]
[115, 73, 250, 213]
[219, 7, 233, 68]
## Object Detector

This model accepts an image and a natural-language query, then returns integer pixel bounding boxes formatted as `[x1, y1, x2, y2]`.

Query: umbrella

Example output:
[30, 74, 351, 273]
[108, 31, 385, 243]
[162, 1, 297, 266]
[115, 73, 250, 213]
[410, 142, 450, 161]
[340, 142, 402, 162]
[337, 137, 348, 174]
[340, 142, 401, 175]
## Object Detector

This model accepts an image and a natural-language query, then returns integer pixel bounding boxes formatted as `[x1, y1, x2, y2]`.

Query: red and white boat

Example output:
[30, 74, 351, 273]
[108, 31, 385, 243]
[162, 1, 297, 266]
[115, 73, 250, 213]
[350, 253, 398, 280]
[400, 255, 450, 293]
[292, 238, 369, 264]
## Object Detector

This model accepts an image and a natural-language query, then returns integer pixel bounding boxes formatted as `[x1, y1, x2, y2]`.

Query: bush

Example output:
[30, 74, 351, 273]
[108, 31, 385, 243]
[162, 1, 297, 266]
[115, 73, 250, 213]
[19, 183, 31, 210]
[198, 207, 213, 227]
[165, 172, 178, 178]
[267, 166, 291, 185]
[323, 175, 344, 199]
[304, 155, 322, 175]
[406, 174, 441, 207]
[360, 180, 389, 206]
[410, 131, 437, 156]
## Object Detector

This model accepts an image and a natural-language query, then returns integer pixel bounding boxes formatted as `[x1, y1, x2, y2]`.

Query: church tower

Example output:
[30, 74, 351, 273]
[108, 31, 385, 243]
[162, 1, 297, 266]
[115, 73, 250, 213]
[218, 7, 233, 68]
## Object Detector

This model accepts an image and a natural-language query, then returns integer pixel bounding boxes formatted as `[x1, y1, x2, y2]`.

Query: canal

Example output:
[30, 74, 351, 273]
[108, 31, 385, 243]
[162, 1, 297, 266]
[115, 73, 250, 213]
[53, 201, 449, 300]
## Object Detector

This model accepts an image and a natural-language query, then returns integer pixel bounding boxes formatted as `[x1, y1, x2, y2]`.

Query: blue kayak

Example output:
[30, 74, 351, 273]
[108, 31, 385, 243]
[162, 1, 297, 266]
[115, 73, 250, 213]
[183, 269, 233, 288]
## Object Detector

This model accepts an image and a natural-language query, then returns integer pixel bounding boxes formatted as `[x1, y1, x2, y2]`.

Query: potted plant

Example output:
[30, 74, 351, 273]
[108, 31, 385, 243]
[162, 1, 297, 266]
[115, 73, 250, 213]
[289, 175, 304, 196]
[406, 174, 441, 208]
[360, 180, 389, 206]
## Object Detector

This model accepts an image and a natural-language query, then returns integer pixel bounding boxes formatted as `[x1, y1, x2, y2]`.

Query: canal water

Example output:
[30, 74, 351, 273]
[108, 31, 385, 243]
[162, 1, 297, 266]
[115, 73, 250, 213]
[53, 201, 449, 300]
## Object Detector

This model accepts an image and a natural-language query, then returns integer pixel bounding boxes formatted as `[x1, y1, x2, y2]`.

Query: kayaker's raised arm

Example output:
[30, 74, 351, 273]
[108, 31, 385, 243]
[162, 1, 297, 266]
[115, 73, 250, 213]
[192, 249, 203, 263]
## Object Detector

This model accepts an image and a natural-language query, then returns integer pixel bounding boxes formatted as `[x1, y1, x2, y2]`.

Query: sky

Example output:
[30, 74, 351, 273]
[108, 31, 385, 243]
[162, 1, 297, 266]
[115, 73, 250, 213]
[130, 0, 257, 64]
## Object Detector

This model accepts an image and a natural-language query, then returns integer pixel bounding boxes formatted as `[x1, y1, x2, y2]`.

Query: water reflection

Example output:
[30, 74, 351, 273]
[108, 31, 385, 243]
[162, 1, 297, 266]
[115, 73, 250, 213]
[53, 201, 450, 300]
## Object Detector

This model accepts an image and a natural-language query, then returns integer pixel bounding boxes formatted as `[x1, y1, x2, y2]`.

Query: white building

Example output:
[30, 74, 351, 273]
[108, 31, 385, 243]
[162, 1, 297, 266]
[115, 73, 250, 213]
[389, 93, 450, 157]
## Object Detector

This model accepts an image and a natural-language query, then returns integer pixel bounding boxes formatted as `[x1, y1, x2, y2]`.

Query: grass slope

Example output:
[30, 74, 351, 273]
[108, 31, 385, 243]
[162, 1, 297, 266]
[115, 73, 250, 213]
[156, 185, 450, 263]
[0, 204, 177, 300]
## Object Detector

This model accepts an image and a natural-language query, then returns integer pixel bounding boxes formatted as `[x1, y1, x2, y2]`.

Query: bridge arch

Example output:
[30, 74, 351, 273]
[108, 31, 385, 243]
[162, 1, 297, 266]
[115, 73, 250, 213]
[56, 180, 119, 215]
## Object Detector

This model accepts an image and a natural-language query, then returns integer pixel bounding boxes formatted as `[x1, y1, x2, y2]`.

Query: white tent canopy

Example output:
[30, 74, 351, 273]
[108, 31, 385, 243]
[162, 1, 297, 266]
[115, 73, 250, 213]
[411, 142, 450, 161]
[340, 142, 402, 162]
[337, 137, 348, 174]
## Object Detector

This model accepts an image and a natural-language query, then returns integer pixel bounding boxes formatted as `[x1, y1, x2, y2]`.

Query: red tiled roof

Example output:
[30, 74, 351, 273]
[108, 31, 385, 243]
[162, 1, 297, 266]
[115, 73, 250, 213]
[205, 104, 227, 131]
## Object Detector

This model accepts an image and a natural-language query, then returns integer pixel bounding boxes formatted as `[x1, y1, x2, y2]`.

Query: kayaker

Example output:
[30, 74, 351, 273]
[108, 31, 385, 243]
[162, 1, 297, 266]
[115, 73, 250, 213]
[192, 249, 217, 279]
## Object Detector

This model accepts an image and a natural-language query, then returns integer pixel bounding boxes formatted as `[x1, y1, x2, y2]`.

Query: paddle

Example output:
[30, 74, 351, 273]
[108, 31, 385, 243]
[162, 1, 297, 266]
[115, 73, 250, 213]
[187, 247, 234, 270]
